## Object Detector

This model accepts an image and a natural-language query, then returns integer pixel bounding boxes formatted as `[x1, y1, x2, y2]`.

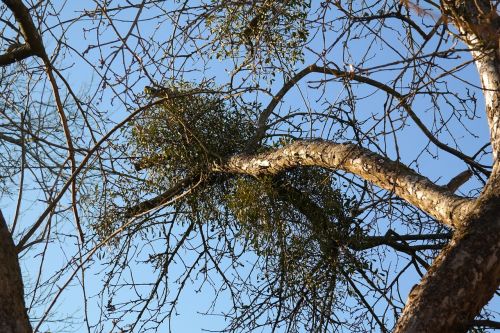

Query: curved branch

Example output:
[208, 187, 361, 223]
[441, 0, 500, 161]
[248, 64, 490, 174]
[16, 96, 172, 251]
[312, 64, 491, 175]
[3, 0, 84, 241]
[0, 43, 34, 66]
[246, 65, 318, 151]
[1, 0, 46, 58]
[214, 140, 474, 227]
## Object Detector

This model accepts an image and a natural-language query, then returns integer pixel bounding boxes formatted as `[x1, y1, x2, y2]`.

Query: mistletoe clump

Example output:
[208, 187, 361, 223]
[225, 167, 366, 318]
[131, 82, 255, 187]
[226, 167, 363, 274]
[205, 0, 310, 64]
[91, 82, 255, 241]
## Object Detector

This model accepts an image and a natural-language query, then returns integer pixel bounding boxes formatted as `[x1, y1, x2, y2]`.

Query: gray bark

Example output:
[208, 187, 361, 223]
[392, 2, 500, 331]
[213, 137, 500, 331]
[214, 140, 473, 228]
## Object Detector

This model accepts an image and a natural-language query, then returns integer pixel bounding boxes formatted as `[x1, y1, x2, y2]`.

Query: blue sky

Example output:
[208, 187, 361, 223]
[3, 1, 497, 332]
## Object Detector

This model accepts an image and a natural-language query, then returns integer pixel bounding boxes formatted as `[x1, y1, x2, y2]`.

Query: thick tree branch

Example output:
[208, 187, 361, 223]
[475, 53, 500, 161]
[214, 140, 473, 228]
[472, 319, 500, 329]
[1, 0, 46, 58]
[445, 169, 473, 192]
[391, 3, 500, 332]
[441, 0, 500, 161]
[0, 43, 34, 66]
[352, 230, 450, 254]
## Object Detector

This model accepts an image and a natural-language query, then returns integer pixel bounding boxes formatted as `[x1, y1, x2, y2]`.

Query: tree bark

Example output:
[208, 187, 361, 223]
[214, 140, 473, 227]
[441, 0, 500, 159]
[394, 169, 500, 333]
[212, 139, 500, 332]
[0, 211, 32, 333]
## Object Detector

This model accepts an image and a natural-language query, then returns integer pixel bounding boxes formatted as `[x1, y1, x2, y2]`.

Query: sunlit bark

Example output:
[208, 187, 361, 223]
[214, 140, 473, 228]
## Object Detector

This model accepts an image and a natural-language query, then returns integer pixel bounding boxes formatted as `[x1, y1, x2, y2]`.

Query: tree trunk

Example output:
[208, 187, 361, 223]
[0, 211, 32, 333]
[394, 169, 500, 333]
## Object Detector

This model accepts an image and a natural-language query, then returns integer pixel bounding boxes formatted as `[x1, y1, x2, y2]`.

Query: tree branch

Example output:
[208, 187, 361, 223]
[394, 167, 500, 333]
[2, 0, 84, 241]
[472, 319, 500, 329]
[214, 140, 473, 227]
[123, 174, 204, 218]
[0, 43, 34, 66]
[1, 0, 46, 58]
[390, 4, 500, 332]
[441, 0, 500, 161]
[248, 63, 490, 174]
[15, 96, 171, 251]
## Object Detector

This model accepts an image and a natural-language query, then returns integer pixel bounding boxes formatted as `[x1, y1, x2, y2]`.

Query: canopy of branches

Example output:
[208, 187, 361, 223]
[0, 1, 498, 333]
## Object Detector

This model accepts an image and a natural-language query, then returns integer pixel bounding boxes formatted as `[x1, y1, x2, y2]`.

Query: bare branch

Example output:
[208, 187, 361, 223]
[248, 64, 490, 174]
[1, 0, 46, 58]
[446, 169, 473, 192]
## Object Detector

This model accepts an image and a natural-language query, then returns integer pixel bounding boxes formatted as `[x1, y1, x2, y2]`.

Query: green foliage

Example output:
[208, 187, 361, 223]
[92, 81, 368, 328]
[103, 85, 364, 265]
[226, 175, 285, 253]
[205, 0, 310, 64]
[132, 82, 255, 187]
[98, 82, 365, 300]
[92, 82, 255, 241]
[226, 167, 363, 279]
[223, 167, 366, 321]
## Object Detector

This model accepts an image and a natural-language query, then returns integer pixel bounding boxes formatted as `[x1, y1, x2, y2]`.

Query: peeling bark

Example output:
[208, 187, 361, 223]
[0, 1, 497, 332]
[214, 140, 473, 228]
[212, 139, 500, 332]
[394, 169, 500, 333]
[474, 53, 500, 160]
[0, 211, 32, 333]
[214, 137, 500, 331]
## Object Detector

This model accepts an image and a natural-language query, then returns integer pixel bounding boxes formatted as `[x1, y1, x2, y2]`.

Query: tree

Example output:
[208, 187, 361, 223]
[0, 0, 498, 332]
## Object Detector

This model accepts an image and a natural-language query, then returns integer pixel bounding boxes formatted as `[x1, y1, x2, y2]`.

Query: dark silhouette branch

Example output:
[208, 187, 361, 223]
[0, 43, 34, 66]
